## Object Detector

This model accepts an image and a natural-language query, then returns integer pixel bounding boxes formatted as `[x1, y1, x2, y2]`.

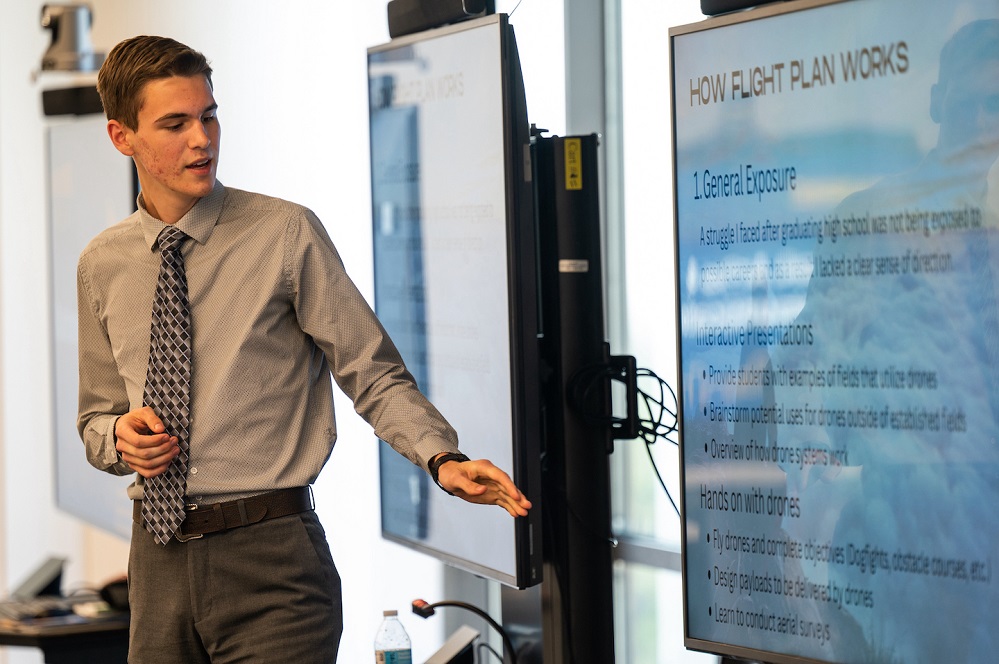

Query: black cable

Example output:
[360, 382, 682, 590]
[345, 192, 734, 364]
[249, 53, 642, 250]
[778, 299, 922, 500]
[634, 368, 682, 517]
[478, 641, 504, 663]
[645, 439, 681, 518]
[567, 364, 678, 443]
[634, 368, 678, 445]
[558, 363, 684, 658]
[568, 364, 683, 517]
[412, 599, 518, 664]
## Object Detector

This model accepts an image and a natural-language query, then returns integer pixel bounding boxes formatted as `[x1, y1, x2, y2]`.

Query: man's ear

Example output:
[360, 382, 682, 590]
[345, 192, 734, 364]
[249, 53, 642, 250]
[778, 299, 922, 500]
[107, 119, 135, 156]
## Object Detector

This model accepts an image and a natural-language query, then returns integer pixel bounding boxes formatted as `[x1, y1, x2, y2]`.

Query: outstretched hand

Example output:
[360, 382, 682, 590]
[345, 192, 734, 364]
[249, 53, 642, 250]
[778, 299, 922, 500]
[114, 406, 181, 478]
[435, 458, 532, 517]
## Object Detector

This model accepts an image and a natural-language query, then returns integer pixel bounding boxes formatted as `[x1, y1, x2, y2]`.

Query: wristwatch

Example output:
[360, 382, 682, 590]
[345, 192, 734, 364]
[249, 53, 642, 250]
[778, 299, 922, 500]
[428, 452, 470, 495]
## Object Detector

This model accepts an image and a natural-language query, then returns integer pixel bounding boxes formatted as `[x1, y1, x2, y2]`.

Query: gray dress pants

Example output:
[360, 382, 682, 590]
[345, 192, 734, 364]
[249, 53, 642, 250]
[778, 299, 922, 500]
[127, 510, 342, 663]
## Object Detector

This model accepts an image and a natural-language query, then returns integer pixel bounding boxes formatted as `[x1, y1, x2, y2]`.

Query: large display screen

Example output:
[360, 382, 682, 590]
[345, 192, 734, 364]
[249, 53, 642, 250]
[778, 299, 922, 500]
[50, 116, 135, 540]
[367, 14, 541, 588]
[671, 1, 999, 662]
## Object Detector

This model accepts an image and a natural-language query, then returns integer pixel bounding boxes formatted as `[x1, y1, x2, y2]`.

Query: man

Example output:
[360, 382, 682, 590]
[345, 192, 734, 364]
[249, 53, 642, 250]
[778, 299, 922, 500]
[77, 35, 531, 663]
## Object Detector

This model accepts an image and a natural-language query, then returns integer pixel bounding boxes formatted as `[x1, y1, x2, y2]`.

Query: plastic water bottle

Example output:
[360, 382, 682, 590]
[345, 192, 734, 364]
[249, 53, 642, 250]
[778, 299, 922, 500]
[374, 609, 413, 664]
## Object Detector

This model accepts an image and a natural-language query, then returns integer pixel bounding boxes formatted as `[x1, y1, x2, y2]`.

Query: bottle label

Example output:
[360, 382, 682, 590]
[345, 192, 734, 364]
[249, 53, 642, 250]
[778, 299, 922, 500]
[375, 649, 412, 664]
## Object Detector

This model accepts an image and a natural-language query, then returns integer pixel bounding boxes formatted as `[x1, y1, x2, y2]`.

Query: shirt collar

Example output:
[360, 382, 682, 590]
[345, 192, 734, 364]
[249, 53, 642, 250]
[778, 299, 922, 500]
[139, 180, 227, 251]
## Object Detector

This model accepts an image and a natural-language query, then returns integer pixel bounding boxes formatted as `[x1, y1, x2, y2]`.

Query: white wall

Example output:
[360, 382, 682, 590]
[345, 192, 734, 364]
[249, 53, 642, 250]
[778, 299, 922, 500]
[0, 2, 564, 663]
[0, 4, 112, 663]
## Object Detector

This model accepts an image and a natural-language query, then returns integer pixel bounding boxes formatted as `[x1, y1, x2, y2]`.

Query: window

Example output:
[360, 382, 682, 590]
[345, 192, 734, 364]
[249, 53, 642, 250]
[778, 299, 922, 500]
[605, 1, 717, 661]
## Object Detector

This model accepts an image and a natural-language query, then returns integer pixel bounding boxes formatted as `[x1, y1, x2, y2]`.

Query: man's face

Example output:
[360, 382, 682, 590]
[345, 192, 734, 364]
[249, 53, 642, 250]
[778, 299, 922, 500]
[111, 75, 221, 222]
[933, 59, 999, 164]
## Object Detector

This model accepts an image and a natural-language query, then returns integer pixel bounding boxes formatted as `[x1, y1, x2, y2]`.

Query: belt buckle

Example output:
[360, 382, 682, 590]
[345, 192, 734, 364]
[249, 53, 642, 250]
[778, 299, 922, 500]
[175, 503, 203, 542]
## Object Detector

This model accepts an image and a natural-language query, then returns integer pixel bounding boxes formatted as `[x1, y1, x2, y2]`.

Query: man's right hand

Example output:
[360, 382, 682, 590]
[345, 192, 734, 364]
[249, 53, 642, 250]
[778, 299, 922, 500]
[114, 406, 181, 478]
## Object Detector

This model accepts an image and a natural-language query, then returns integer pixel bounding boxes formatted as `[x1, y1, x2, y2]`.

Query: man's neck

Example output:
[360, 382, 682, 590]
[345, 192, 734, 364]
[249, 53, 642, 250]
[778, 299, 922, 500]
[140, 193, 200, 224]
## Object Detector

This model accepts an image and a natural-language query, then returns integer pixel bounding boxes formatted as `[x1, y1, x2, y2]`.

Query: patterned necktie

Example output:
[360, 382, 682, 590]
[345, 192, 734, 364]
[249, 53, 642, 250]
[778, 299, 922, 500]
[141, 225, 192, 545]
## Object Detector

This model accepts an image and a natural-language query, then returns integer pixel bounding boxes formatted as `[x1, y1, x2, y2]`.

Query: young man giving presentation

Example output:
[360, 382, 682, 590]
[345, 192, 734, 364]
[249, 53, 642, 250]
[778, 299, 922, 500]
[76, 35, 531, 663]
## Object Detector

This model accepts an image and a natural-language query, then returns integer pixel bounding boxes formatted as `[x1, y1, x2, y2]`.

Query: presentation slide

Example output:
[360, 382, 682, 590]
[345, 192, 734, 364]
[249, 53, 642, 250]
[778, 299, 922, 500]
[673, 1, 999, 662]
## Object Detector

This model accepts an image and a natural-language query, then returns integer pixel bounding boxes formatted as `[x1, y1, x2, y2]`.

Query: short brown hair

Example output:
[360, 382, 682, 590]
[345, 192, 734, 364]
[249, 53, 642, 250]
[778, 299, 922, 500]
[97, 35, 213, 130]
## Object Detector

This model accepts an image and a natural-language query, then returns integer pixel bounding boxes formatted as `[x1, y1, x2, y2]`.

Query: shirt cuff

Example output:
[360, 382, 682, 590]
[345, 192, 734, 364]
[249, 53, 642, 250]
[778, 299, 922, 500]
[413, 437, 461, 473]
[105, 415, 132, 475]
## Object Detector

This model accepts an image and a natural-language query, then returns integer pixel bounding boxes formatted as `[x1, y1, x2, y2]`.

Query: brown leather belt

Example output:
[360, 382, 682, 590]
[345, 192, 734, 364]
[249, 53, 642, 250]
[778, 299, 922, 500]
[133, 486, 313, 541]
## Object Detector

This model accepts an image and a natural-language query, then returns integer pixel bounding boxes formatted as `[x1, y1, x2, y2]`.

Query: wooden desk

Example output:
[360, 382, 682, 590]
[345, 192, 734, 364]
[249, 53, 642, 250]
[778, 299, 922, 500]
[0, 613, 129, 663]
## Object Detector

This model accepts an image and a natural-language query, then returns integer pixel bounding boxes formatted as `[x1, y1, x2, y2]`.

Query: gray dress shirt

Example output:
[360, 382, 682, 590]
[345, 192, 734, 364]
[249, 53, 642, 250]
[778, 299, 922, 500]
[77, 182, 460, 503]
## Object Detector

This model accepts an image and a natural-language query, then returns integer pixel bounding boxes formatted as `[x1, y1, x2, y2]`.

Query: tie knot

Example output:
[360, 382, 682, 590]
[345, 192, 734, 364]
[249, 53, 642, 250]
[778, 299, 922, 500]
[158, 226, 189, 255]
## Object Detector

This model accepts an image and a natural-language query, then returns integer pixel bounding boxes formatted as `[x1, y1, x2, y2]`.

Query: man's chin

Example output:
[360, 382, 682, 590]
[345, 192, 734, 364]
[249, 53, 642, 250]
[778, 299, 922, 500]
[187, 176, 217, 197]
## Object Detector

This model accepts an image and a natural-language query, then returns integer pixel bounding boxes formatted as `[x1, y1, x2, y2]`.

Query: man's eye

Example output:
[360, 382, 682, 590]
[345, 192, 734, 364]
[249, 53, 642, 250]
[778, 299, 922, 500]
[203, 114, 217, 123]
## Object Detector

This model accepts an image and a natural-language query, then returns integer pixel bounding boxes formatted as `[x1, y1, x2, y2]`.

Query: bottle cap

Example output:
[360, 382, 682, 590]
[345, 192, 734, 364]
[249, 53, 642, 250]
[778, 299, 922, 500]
[383, 609, 398, 617]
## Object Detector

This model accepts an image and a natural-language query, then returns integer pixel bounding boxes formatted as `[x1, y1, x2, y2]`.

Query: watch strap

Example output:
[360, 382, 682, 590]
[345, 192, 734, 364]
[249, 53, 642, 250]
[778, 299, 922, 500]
[428, 452, 470, 495]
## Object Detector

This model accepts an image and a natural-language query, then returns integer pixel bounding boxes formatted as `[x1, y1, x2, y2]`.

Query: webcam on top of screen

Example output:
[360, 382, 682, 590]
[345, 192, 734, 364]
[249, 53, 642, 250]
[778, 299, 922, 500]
[701, 0, 788, 16]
